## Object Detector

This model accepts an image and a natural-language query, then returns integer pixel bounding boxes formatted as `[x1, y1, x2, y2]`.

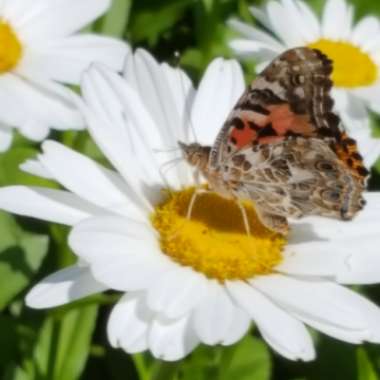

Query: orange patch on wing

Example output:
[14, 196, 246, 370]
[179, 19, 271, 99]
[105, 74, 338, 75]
[334, 131, 369, 183]
[267, 104, 314, 136]
[230, 122, 256, 149]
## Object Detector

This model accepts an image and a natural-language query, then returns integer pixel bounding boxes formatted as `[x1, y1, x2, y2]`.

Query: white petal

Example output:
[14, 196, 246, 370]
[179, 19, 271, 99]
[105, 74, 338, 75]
[229, 39, 281, 58]
[107, 293, 151, 353]
[18, 35, 129, 85]
[123, 49, 188, 146]
[266, 1, 305, 46]
[228, 18, 284, 50]
[341, 292, 380, 343]
[26, 265, 106, 308]
[352, 16, 380, 47]
[80, 68, 161, 210]
[251, 275, 368, 330]
[19, 120, 49, 141]
[122, 51, 194, 187]
[349, 127, 380, 168]
[0, 125, 13, 152]
[221, 307, 251, 346]
[279, 0, 319, 43]
[0, 73, 83, 131]
[338, 93, 370, 133]
[160, 62, 195, 143]
[322, 0, 353, 40]
[289, 197, 380, 243]
[15, 0, 111, 41]
[0, 186, 102, 225]
[192, 281, 236, 345]
[20, 158, 53, 179]
[191, 58, 245, 145]
[332, 88, 349, 111]
[39, 140, 145, 221]
[335, 196, 380, 283]
[353, 83, 380, 110]
[149, 315, 199, 361]
[290, 313, 368, 344]
[69, 215, 173, 291]
[226, 281, 315, 361]
[278, 243, 342, 277]
[249, 6, 273, 31]
[90, 63, 186, 190]
[147, 267, 208, 319]
[295, 0, 320, 38]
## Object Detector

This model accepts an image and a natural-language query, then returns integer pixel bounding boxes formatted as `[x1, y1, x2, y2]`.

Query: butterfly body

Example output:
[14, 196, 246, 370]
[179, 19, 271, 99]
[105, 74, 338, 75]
[180, 47, 368, 235]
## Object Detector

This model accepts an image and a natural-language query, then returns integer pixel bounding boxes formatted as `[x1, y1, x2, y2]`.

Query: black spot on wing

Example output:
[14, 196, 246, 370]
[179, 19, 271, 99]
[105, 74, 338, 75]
[257, 123, 277, 138]
[239, 102, 270, 115]
[248, 121, 261, 131]
[230, 117, 245, 130]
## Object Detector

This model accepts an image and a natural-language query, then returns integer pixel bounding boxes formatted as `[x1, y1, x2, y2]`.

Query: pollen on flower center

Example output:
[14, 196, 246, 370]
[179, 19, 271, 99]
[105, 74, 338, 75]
[151, 187, 285, 281]
[308, 39, 378, 88]
[0, 21, 23, 74]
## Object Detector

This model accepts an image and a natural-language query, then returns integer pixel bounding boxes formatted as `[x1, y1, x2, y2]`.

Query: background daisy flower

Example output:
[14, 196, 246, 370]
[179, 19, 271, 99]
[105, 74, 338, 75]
[0, 0, 129, 151]
[228, 0, 380, 140]
[1, 50, 380, 362]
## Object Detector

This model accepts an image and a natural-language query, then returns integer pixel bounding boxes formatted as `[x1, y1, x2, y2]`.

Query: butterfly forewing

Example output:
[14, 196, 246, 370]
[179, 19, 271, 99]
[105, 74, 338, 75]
[210, 47, 341, 169]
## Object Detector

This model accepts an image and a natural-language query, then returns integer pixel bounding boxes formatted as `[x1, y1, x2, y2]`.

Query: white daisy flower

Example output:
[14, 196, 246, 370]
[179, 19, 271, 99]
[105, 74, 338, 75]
[0, 0, 129, 151]
[228, 0, 380, 145]
[1, 50, 380, 362]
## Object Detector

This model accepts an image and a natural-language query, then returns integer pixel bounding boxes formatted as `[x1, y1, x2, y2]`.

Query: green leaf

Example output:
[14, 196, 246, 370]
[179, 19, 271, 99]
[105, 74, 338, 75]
[0, 212, 48, 310]
[308, 338, 357, 380]
[0, 316, 22, 367]
[130, 0, 192, 46]
[357, 347, 379, 380]
[219, 336, 271, 380]
[179, 345, 222, 380]
[179, 336, 270, 380]
[32, 303, 98, 380]
[95, 0, 132, 37]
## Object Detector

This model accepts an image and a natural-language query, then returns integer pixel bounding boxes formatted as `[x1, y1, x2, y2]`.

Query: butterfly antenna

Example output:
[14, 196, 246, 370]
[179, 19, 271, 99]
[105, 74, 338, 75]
[158, 156, 186, 193]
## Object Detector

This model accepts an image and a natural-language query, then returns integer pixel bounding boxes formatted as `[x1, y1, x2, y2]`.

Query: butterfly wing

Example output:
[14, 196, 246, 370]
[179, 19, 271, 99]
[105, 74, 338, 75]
[223, 137, 366, 234]
[209, 47, 340, 169]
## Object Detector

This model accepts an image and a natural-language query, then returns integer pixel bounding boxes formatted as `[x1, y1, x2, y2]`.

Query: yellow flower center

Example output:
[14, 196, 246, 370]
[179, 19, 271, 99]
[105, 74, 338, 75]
[0, 21, 23, 74]
[151, 187, 285, 282]
[308, 39, 378, 88]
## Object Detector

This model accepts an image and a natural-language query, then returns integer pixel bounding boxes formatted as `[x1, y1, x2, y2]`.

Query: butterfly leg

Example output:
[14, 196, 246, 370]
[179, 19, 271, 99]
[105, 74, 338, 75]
[186, 188, 208, 220]
[237, 201, 251, 236]
[256, 209, 289, 235]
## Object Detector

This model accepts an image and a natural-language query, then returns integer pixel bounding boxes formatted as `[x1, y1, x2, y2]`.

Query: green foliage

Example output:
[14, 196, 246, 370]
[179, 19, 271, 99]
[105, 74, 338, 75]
[4, 303, 98, 380]
[0, 212, 48, 310]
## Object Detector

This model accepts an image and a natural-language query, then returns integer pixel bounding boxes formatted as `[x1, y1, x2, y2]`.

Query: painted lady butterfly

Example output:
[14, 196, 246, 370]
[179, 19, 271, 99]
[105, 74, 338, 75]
[180, 47, 368, 235]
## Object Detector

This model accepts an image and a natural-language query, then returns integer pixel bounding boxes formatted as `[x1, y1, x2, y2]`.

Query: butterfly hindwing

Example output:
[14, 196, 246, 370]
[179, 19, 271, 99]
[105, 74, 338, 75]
[223, 137, 366, 233]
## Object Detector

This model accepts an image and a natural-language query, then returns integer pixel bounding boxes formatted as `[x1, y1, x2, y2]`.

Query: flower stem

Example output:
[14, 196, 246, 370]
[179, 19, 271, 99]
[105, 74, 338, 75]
[150, 361, 180, 380]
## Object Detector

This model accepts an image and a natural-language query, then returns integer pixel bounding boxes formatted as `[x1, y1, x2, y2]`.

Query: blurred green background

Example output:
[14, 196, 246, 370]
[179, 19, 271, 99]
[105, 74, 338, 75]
[2, 0, 380, 379]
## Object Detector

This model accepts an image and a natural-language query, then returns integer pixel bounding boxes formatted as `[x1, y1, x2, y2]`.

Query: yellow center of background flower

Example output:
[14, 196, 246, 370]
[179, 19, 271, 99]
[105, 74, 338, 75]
[0, 21, 22, 73]
[308, 39, 377, 88]
[151, 187, 285, 282]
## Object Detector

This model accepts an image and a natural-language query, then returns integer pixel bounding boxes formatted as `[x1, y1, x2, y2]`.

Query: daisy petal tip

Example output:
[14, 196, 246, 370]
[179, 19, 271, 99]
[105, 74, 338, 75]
[25, 284, 62, 310]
